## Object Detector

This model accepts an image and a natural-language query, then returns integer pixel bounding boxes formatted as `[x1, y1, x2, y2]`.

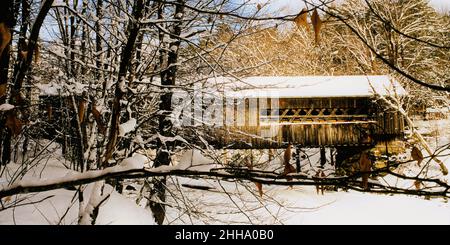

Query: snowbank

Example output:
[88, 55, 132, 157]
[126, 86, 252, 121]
[119, 118, 137, 137]
[164, 177, 450, 225]
[0, 160, 155, 225]
[0, 104, 14, 111]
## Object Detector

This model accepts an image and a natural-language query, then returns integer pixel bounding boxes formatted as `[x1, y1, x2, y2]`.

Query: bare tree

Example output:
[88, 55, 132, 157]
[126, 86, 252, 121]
[0, 0, 449, 225]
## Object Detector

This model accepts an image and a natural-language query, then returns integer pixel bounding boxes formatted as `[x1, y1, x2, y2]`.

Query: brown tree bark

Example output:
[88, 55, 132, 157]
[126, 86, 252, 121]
[148, 0, 186, 225]
[104, 0, 145, 164]
[0, 0, 18, 165]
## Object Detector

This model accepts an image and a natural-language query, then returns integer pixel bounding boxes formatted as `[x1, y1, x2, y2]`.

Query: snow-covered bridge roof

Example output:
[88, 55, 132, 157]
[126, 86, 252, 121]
[209, 75, 407, 98]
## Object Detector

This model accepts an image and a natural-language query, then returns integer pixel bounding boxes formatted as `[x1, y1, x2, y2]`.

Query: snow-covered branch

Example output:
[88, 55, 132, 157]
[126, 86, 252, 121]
[2, 160, 449, 201]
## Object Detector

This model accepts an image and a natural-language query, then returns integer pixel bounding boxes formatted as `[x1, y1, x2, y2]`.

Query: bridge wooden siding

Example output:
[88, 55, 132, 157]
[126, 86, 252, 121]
[203, 76, 407, 149]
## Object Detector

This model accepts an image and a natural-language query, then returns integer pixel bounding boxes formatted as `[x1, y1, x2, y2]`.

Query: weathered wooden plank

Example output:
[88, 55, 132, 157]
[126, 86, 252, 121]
[203, 95, 405, 149]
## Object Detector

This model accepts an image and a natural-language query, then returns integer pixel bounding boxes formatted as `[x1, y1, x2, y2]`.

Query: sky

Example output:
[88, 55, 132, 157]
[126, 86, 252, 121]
[249, 0, 450, 14]
[429, 0, 450, 12]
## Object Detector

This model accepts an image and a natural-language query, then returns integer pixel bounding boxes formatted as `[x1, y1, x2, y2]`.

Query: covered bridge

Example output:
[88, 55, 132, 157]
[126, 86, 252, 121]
[202, 75, 407, 149]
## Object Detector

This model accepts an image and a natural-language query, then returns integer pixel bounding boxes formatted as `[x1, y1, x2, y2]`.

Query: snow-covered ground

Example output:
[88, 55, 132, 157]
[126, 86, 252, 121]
[0, 118, 449, 225]
[162, 177, 450, 225]
[0, 158, 155, 225]
[161, 117, 450, 225]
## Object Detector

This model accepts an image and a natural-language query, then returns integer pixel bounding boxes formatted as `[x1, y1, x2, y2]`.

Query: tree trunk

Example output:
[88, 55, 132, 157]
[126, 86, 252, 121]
[148, 0, 185, 225]
[0, 41, 12, 165]
[95, 0, 103, 82]
[17, 0, 31, 164]
[0, 0, 17, 165]
[104, 0, 145, 164]
[11, 0, 54, 97]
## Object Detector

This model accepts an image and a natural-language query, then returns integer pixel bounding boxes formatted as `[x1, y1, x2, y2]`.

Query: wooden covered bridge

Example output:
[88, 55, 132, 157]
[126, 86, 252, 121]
[200, 75, 407, 150]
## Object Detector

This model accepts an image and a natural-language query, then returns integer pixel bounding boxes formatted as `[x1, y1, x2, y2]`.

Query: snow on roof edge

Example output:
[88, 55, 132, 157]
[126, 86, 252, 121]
[207, 75, 407, 98]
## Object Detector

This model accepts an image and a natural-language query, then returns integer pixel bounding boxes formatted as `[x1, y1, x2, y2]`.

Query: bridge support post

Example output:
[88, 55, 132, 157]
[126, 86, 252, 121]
[320, 147, 326, 168]
[295, 145, 301, 173]
[330, 148, 334, 166]
[222, 149, 228, 165]
[268, 149, 274, 164]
